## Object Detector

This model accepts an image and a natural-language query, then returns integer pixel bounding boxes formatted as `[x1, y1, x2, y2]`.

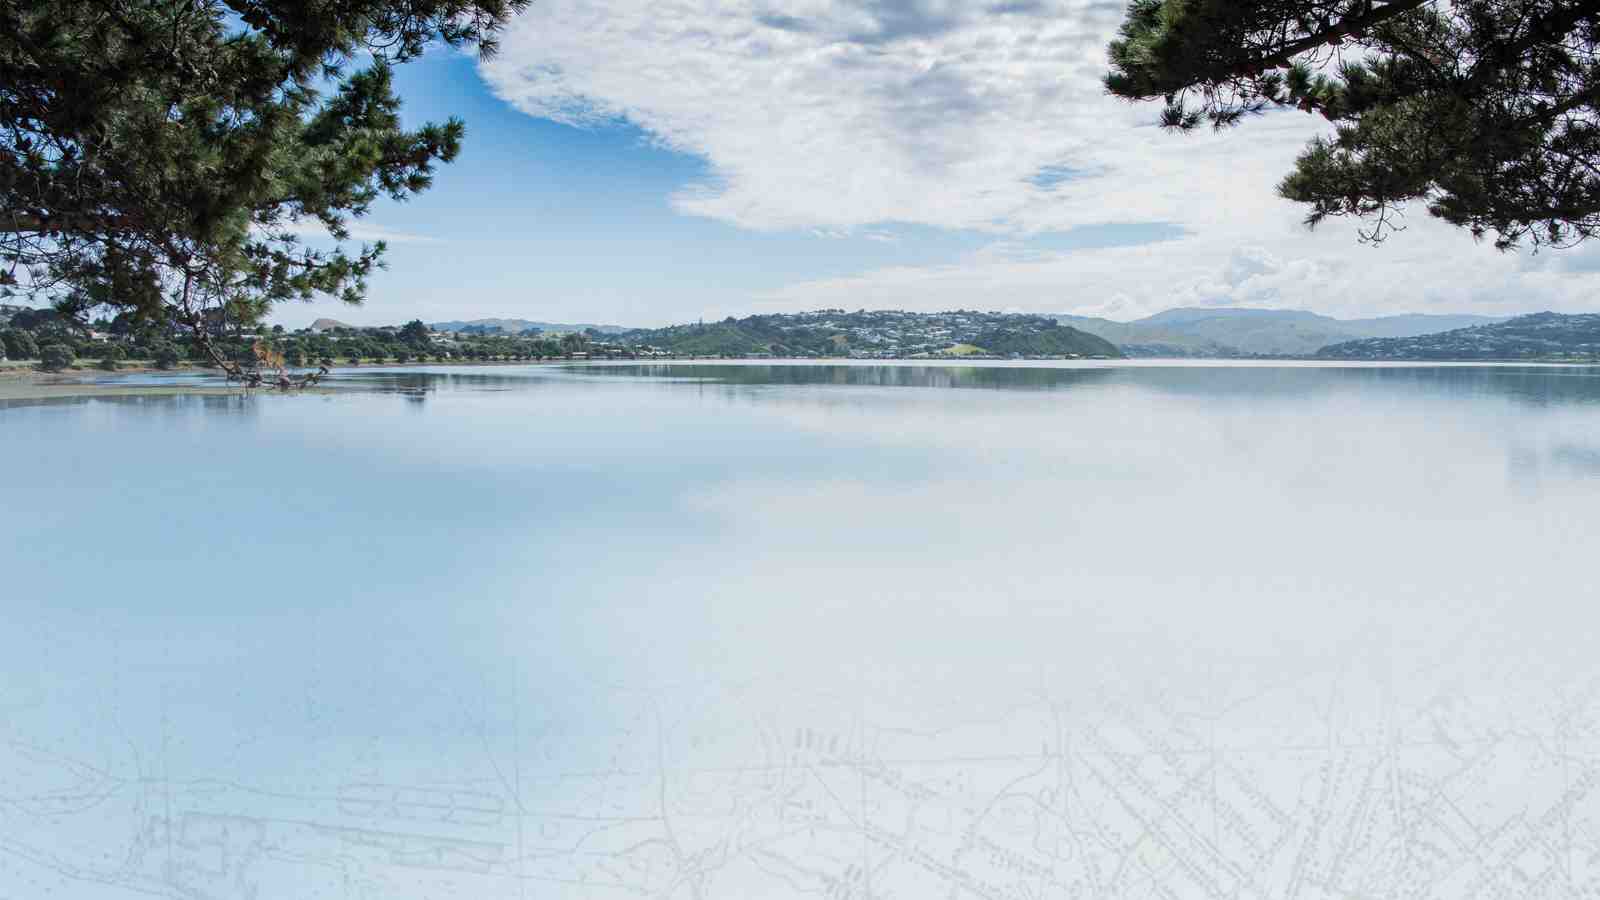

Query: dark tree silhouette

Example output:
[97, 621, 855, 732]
[1106, 0, 1600, 248]
[2, 0, 529, 383]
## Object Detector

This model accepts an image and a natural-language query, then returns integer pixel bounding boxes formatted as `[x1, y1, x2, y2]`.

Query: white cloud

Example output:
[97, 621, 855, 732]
[749, 222, 1600, 320]
[482, 0, 1239, 233]
[481, 0, 1600, 319]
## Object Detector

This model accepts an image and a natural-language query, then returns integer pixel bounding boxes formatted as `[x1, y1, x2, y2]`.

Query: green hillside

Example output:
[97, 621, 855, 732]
[1059, 308, 1507, 357]
[1317, 312, 1600, 360]
[968, 325, 1120, 357]
[618, 311, 1123, 358]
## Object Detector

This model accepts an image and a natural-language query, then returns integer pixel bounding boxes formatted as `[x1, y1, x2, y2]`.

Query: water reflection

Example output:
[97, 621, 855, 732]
[0, 390, 265, 414]
[588, 359, 1600, 404]
[19, 360, 1600, 405]
[3, 362, 1600, 900]
[583, 362, 1121, 391]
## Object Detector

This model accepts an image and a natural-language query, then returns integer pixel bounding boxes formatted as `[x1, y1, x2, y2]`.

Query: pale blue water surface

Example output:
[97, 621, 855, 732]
[4, 361, 1600, 899]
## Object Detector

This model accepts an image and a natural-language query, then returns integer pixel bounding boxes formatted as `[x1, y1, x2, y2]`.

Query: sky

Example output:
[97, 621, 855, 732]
[279, 0, 1600, 329]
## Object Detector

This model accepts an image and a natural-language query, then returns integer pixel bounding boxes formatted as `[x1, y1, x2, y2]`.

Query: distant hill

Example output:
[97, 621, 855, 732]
[1337, 313, 1514, 339]
[308, 317, 354, 332]
[1317, 312, 1600, 360]
[968, 324, 1119, 357]
[430, 318, 629, 335]
[1058, 308, 1507, 357]
[618, 310, 1122, 358]
[628, 321, 778, 357]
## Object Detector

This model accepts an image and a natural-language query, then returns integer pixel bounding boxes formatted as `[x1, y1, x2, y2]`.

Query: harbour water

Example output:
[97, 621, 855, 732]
[4, 360, 1600, 899]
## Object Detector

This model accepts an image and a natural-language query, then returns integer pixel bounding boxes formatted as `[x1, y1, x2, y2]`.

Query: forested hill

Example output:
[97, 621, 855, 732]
[1316, 313, 1600, 361]
[1058, 308, 1506, 357]
[430, 318, 629, 335]
[616, 310, 1122, 359]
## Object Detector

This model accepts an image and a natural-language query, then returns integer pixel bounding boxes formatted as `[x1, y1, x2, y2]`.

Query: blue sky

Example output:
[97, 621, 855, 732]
[280, 0, 1600, 329]
[287, 50, 1179, 328]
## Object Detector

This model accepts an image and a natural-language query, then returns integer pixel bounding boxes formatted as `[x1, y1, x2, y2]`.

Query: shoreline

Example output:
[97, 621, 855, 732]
[0, 357, 568, 400]
[0, 356, 635, 401]
[5, 355, 1599, 403]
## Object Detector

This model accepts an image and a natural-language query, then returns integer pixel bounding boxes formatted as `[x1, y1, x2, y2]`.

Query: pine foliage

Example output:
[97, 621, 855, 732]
[1106, 0, 1600, 248]
[1, 0, 529, 369]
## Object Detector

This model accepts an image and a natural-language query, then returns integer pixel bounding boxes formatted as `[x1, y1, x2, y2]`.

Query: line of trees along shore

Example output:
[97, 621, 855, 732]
[1, 313, 602, 371]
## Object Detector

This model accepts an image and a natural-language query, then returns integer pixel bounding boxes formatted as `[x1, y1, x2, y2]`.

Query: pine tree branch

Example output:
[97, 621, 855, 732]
[1467, 0, 1600, 92]
[0, 212, 140, 234]
[1232, 0, 1432, 77]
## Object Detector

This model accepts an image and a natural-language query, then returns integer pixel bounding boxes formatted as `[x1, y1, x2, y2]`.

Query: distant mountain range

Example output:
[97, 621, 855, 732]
[429, 318, 629, 335]
[298, 307, 1600, 360]
[1058, 308, 1508, 357]
[1317, 312, 1600, 360]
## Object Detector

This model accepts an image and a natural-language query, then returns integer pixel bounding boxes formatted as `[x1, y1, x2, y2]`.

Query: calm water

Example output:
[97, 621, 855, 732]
[4, 361, 1600, 899]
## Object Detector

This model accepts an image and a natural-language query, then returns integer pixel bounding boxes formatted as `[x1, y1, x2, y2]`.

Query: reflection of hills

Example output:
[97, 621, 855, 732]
[18, 361, 1600, 412]
[1106, 364, 1600, 406]
[580, 362, 1600, 406]
[0, 391, 264, 413]
[582, 363, 1118, 392]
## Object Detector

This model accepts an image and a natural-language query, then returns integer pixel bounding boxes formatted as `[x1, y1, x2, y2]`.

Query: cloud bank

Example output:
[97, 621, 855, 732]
[482, 0, 1600, 318]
